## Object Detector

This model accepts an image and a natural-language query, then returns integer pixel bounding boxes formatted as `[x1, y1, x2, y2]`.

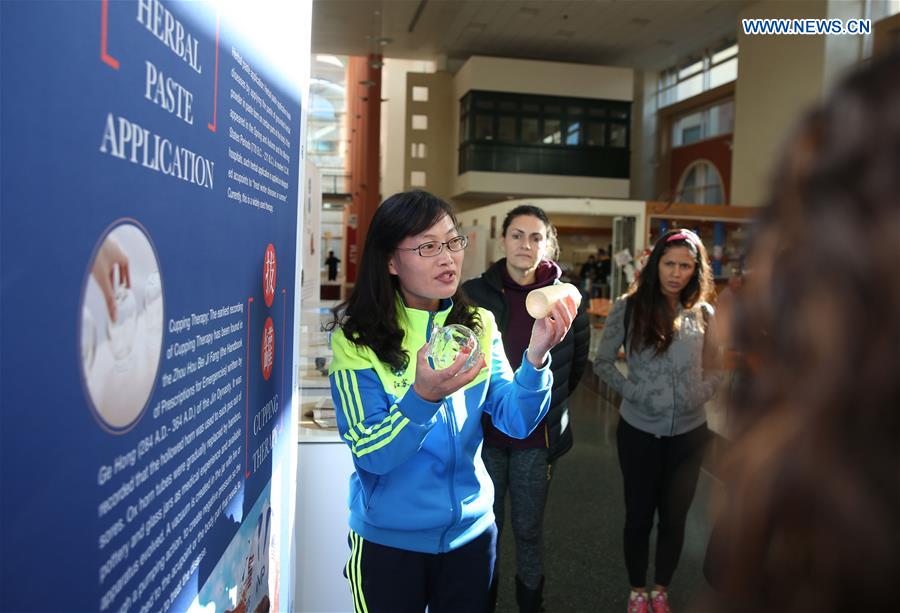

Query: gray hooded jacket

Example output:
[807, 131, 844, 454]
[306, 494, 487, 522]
[594, 297, 718, 437]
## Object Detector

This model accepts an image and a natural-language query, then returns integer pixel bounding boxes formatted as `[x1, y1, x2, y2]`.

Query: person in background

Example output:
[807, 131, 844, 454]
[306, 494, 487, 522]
[594, 228, 718, 613]
[596, 248, 612, 298]
[706, 49, 900, 613]
[325, 191, 577, 613]
[463, 205, 590, 613]
[325, 250, 341, 282]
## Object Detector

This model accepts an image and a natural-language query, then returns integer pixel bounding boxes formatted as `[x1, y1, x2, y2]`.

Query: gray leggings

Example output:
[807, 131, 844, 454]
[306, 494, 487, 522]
[482, 445, 551, 589]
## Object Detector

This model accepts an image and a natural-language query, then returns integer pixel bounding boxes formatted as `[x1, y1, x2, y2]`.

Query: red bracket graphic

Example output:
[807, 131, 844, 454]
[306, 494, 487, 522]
[100, 0, 120, 69]
[245, 296, 253, 478]
[281, 289, 287, 400]
[207, 10, 220, 132]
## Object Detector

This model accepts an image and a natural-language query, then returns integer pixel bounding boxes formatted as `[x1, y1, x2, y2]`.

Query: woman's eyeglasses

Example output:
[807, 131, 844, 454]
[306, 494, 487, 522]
[395, 235, 468, 257]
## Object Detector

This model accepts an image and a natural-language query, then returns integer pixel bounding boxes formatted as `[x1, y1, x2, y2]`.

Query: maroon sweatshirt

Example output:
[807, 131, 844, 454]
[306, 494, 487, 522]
[482, 260, 560, 449]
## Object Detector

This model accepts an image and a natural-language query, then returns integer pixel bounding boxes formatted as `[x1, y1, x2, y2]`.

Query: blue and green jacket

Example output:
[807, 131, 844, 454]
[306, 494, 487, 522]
[329, 298, 552, 554]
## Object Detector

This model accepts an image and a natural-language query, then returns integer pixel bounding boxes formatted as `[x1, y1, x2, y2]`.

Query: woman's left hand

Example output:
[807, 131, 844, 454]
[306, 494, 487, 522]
[525, 295, 577, 368]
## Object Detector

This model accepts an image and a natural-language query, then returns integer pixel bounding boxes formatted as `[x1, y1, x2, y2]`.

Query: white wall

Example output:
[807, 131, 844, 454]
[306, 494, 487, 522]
[451, 56, 634, 201]
[453, 56, 633, 101]
[456, 171, 630, 200]
[730, 0, 865, 206]
[381, 58, 436, 200]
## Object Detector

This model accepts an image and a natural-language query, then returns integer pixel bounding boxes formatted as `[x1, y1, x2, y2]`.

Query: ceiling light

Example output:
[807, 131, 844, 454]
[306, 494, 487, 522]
[377, 37, 393, 46]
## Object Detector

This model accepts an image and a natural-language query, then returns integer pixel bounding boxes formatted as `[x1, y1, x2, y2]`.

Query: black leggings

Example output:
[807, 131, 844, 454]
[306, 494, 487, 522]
[616, 418, 708, 588]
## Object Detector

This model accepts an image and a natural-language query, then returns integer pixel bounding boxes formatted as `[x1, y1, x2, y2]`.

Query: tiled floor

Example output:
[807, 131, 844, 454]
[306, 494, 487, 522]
[493, 375, 721, 613]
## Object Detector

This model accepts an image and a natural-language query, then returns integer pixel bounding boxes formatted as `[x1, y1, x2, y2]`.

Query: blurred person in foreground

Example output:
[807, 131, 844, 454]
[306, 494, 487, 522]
[707, 49, 900, 612]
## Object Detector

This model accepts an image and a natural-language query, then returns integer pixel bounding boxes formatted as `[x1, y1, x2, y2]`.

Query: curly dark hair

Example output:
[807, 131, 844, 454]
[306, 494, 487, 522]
[500, 204, 559, 260]
[325, 191, 481, 372]
[625, 228, 714, 355]
[714, 50, 900, 612]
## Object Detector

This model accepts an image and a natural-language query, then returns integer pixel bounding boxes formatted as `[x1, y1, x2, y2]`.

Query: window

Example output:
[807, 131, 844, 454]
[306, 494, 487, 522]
[522, 117, 540, 144]
[542, 119, 561, 144]
[497, 116, 517, 142]
[565, 120, 581, 145]
[586, 121, 606, 146]
[411, 86, 429, 102]
[658, 40, 739, 108]
[410, 143, 427, 158]
[676, 160, 724, 204]
[609, 124, 628, 148]
[457, 90, 631, 178]
[411, 114, 428, 130]
[474, 115, 494, 140]
[671, 100, 734, 147]
[410, 171, 426, 187]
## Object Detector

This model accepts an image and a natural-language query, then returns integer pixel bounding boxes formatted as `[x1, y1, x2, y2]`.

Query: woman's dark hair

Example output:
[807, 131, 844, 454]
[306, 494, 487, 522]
[501, 204, 559, 260]
[715, 50, 900, 612]
[625, 228, 713, 354]
[325, 191, 481, 372]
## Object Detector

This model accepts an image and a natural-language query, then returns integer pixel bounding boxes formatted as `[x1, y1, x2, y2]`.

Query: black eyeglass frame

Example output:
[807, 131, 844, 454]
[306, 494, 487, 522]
[394, 235, 469, 258]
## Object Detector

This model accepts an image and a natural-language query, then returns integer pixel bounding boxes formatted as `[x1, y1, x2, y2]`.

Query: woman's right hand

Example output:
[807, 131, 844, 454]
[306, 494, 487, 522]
[412, 343, 486, 402]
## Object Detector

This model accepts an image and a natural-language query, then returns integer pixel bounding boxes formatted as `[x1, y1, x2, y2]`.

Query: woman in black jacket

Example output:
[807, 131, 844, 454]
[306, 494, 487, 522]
[463, 205, 590, 613]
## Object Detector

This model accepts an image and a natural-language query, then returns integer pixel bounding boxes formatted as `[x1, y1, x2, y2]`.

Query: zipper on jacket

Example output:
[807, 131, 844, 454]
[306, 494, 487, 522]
[431, 309, 459, 552]
[670, 369, 677, 436]
[425, 311, 436, 369]
[439, 407, 459, 552]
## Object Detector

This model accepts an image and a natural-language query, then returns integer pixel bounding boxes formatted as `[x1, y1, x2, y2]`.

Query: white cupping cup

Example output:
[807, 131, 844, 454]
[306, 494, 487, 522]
[525, 283, 582, 319]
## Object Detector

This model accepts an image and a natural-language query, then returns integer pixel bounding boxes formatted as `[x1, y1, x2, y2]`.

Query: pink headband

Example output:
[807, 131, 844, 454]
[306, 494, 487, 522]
[665, 230, 700, 247]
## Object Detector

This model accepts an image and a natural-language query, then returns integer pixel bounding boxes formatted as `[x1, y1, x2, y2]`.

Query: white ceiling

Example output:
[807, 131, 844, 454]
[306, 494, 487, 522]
[312, 0, 755, 70]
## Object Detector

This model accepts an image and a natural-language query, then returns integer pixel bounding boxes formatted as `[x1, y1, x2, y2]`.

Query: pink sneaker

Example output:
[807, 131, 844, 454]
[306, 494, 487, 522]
[650, 590, 671, 613]
[627, 591, 649, 613]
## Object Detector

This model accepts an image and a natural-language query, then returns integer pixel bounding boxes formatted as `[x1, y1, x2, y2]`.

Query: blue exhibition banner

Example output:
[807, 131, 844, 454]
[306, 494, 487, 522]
[1, 1, 311, 611]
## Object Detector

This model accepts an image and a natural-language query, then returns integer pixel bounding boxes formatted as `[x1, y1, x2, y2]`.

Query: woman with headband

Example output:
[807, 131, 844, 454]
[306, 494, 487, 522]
[594, 229, 718, 613]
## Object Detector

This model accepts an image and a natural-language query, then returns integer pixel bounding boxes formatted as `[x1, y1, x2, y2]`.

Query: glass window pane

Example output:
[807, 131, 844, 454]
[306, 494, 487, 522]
[475, 98, 495, 110]
[459, 115, 469, 142]
[588, 107, 607, 117]
[709, 57, 738, 89]
[568, 105, 584, 116]
[498, 100, 517, 112]
[522, 101, 540, 113]
[586, 121, 606, 147]
[474, 114, 494, 140]
[410, 171, 426, 187]
[712, 44, 738, 64]
[412, 86, 429, 102]
[609, 107, 628, 119]
[497, 116, 516, 142]
[522, 118, 540, 144]
[679, 58, 703, 79]
[676, 73, 703, 101]
[542, 119, 561, 144]
[544, 103, 562, 115]
[609, 124, 627, 148]
[566, 120, 581, 145]
[412, 114, 428, 130]
[681, 125, 702, 145]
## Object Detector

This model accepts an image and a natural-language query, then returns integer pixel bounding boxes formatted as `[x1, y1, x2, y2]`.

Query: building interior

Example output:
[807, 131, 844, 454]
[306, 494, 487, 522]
[293, 1, 900, 612]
